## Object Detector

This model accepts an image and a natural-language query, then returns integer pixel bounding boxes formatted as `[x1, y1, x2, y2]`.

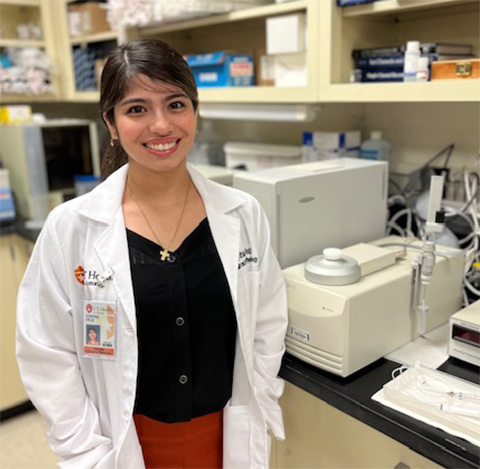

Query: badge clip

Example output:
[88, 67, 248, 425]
[97, 268, 113, 288]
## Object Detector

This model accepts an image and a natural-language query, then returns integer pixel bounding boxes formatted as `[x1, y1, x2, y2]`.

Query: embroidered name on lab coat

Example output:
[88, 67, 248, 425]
[238, 247, 258, 270]
[75, 265, 113, 287]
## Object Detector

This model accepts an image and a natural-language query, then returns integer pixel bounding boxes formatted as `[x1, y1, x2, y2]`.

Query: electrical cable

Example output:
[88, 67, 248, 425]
[386, 222, 406, 237]
[464, 277, 480, 298]
[388, 194, 408, 206]
[445, 171, 480, 218]
[462, 288, 470, 307]
[378, 242, 461, 257]
[421, 143, 456, 171]
[387, 207, 415, 237]
[458, 231, 476, 247]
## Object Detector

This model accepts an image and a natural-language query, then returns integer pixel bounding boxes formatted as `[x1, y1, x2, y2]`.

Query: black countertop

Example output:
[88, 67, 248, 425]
[280, 354, 480, 469]
[0, 219, 41, 243]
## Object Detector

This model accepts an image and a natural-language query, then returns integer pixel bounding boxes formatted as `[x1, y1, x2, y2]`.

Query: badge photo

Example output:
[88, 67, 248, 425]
[83, 299, 117, 359]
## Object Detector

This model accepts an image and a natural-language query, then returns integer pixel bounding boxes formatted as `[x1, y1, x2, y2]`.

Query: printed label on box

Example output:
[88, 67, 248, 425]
[230, 62, 253, 77]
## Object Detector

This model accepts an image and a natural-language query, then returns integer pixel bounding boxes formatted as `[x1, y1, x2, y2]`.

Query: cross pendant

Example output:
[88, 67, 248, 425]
[160, 249, 170, 261]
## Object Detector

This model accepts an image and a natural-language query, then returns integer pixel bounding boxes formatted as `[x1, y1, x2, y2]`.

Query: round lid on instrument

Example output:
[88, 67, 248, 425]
[304, 248, 361, 286]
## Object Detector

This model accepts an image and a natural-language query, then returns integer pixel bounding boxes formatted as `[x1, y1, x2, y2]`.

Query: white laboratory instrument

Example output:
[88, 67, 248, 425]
[190, 164, 236, 186]
[233, 158, 388, 268]
[283, 236, 464, 377]
[0, 119, 100, 220]
[448, 300, 480, 367]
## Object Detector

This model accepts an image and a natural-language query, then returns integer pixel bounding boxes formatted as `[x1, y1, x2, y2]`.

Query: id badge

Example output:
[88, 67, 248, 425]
[83, 299, 117, 359]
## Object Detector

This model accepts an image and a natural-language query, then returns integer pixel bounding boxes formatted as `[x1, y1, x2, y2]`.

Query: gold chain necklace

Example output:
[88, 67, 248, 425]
[128, 177, 191, 261]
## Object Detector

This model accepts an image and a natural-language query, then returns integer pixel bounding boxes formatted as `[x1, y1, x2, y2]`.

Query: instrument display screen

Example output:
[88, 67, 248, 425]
[452, 324, 480, 348]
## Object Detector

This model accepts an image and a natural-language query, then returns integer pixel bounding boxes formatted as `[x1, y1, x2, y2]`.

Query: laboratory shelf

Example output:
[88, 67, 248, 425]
[70, 31, 118, 46]
[280, 354, 480, 469]
[136, 0, 309, 36]
[324, 0, 480, 103]
[0, 0, 40, 6]
[0, 39, 44, 47]
[197, 85, 318, 103]
[66, 85, 320, 104]
[132, 0, 319, 104]
[341, 0, 479, 18]
[321, 80, 480, 103]
[0, 94, 59, 104]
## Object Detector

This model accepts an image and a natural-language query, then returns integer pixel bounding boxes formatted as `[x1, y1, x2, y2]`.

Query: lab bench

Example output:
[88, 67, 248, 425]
[278, 354, 480, 469]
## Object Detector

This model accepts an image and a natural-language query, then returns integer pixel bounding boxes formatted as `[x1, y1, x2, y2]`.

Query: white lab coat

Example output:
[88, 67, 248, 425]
[16, 164, 288, 469]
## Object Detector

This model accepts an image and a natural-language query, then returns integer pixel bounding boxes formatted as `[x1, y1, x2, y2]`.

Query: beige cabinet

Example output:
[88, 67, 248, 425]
[0, 0, 64, 102]
[60, 0, 479, 104]
[0, 233, 33, 411]
[274, 381, 443, 469]
[4, 0, 479, 103]
[130, 0, 320, 104]
[52, 0, 119, 101]
[321, 0, 480, 102]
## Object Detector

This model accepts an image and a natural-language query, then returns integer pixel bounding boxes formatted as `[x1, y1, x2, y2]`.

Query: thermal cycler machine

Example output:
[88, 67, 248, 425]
[283, 236, 464, 377]
[448, 300, 480, 367]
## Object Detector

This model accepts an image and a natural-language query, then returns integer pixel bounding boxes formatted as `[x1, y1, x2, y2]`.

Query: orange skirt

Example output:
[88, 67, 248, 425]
[133, 411, 223, 469]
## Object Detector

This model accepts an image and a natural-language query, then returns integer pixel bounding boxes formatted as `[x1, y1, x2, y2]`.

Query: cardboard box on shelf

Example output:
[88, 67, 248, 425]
[266, 13, 306, 55]
[0, 105, 32, 124]
[68, 2, 111, 36]
[274, 53, 307, 87]
[253, 48, 275, 86]
[94, 58, 107, 87]
[185, 51, 254, 87]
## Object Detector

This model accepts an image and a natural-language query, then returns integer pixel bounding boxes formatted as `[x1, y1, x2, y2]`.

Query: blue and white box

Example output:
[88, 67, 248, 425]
[185, 51, 254, 87]
[302, 131, 361, 162]
[0, 169, 16, 222]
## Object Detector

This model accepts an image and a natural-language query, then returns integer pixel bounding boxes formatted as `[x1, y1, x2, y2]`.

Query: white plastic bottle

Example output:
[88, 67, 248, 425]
[416, 56, 430, 82]
[403, 41, 420, 82]
[360, 131, 391, 162]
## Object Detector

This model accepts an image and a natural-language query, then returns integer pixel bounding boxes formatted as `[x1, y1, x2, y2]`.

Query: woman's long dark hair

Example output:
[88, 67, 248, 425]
[100, 39, 199, 179]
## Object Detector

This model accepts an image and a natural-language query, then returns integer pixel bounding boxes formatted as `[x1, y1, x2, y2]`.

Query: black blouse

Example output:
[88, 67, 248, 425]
[127, 218, 237, 423]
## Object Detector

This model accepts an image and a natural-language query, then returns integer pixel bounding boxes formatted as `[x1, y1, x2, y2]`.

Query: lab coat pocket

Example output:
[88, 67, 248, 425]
[223, 404, 251, 469]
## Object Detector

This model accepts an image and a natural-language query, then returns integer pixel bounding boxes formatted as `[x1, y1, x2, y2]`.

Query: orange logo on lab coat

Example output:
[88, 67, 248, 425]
[75, 266, 85, 285]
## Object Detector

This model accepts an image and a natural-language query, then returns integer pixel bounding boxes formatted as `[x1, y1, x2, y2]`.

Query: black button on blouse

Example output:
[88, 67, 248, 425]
[127, 218, 237, 423]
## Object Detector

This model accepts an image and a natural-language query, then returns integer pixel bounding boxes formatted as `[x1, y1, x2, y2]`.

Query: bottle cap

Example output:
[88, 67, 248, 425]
[406, 41, 420, 53]
[371, 131, 382, 140]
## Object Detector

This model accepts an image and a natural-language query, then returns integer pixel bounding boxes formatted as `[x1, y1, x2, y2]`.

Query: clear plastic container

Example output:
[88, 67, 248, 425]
[360, 131, 391, 162]
[74, 175, 101, 196]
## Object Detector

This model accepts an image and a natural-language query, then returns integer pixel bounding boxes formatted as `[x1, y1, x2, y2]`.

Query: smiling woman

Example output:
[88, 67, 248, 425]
[100, 39, 199, 179]
[16, 38, 288, 469]
[104, 76, 197, 177]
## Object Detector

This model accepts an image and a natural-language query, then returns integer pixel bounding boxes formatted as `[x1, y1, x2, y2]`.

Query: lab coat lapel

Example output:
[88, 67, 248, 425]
[76, 165, 136, 330]
[93, 211, 136, 331]
[187, 165, 243, 311]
